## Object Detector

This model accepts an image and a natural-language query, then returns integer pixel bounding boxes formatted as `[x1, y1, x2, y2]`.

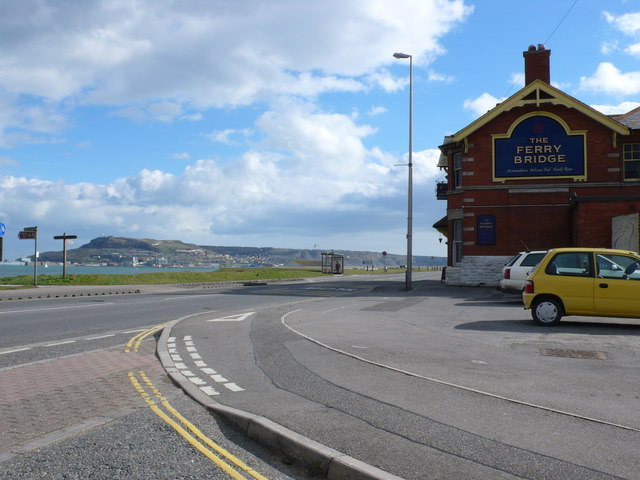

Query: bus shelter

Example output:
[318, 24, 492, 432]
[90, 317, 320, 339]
[322, 253, 344, 274]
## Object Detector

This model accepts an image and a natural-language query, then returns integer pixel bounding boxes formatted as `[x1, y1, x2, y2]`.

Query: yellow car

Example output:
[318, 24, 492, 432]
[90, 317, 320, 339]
[523, 247, 640, 326]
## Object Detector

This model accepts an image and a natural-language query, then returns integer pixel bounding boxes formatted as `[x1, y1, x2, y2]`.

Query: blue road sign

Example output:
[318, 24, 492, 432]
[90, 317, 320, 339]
[0, 223, 5, 237]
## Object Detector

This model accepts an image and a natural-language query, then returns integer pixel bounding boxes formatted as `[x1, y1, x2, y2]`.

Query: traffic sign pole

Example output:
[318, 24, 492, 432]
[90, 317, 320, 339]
[53, 233, 78, 279]
[19, 226, 38, 285]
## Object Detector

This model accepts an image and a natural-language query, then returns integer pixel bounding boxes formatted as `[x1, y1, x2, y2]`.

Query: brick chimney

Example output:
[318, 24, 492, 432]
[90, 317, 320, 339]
[523, 44, 551, 84]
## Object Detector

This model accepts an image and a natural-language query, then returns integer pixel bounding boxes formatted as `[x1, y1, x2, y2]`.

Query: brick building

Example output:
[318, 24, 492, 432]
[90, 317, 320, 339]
[436, 45, 640, 286]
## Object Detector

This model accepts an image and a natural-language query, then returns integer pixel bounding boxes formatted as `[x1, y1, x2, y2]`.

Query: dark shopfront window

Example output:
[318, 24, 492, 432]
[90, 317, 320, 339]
[623, 143, 640, 181]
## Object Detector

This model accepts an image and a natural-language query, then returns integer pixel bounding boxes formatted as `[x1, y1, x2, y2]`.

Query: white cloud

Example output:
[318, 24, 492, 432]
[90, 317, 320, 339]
[206, 128, 252, 145]
[0, 102, 445, 255]
[428, 71, 455, 83]
[463, 93, 505, 118]
[172, 152, 191, 160]
[603, 11, 640, 36]
[590, 101, 640, 115]
[0, 0, 472, 133]
[625, 43, 640, 57]
[579, 62, 640, 95]
[367, 106, 388, 116]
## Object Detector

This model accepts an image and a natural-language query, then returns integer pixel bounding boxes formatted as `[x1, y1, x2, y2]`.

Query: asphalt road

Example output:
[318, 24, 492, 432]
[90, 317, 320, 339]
[0, 280, 326, 479]
[166, 274, 640, 479]
[2, 273, 639, 479]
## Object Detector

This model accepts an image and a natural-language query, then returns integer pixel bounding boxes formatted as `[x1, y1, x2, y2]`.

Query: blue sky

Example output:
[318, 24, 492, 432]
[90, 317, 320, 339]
[1, 0, 639, 260]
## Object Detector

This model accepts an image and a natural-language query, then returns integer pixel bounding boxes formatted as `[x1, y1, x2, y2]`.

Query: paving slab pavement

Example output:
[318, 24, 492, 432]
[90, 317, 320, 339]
[0, 339, 168, 461]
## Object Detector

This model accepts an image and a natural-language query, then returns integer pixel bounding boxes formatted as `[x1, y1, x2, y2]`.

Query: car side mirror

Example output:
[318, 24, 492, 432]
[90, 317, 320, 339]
[624, 262, 638, 276]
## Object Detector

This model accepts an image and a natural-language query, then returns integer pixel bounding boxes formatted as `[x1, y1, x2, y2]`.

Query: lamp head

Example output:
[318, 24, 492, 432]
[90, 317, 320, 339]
[393, 52, 411, 59]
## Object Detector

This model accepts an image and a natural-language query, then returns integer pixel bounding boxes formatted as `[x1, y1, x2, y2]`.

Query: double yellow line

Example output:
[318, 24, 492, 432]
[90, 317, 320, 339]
[125, 322, 170, 353]
[126, 325, 268, 480]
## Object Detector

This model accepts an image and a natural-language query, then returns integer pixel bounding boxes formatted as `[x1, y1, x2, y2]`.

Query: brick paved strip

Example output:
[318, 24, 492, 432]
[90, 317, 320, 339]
[0, 342, 168, 456]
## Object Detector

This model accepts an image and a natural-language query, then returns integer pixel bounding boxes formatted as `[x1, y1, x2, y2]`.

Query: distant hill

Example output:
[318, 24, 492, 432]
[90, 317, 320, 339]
[36, 236, 446, 268]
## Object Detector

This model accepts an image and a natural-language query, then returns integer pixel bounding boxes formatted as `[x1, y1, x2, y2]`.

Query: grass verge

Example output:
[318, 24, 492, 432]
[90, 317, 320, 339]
[0, 266, 416, 287]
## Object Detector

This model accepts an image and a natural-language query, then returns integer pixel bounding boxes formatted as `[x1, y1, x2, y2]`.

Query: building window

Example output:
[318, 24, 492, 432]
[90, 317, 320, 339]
[623, 143, 640, 181]
[453, 219, 463, 264]
[453, 152, 463, 188]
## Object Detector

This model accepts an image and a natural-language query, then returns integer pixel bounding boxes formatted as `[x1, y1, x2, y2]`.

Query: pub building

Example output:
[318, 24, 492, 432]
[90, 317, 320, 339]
[435, 44, 640, 286]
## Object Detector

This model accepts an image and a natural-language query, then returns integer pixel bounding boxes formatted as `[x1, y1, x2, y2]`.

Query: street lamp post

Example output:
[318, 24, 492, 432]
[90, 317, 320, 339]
[393, 52, 413, 290]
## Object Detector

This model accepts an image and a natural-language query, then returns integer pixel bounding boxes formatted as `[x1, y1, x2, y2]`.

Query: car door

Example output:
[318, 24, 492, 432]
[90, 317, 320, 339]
[543, 251, 596, 315]
[594, 253, 640, 316]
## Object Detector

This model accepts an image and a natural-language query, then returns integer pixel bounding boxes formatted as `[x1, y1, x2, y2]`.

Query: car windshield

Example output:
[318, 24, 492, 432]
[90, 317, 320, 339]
[505, 254, 522, 267]
[521, 252, 545, 267]
[596, 253, 640, 280]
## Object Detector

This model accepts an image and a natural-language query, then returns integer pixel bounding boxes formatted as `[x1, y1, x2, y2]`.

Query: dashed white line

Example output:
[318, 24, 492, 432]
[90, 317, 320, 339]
[224, 383, 244, 392]
[0, 347, 31, 355]
[45, 340, 76, 347]
[168, 332, 245, 395]
[85, 334, 115, 341]
[0, 303, 114, 315]
[200, 386, 220, 396]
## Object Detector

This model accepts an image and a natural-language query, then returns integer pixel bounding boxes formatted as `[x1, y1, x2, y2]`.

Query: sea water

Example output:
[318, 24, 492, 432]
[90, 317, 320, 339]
[0, 263, 220, 279]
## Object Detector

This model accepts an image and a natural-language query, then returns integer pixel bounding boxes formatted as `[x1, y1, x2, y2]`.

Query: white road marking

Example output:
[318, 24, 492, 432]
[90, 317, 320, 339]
[224, 383, 244, 392]
[0, 347, 31, 355]
[190, 353, 202, 359]
[189, 377, 206, 386]
[174, 363, 187, 369]
[184, 341, 195, 346]
[163, 295, 208, 301]
[183, 335, 192, 341]
[211, 374, 228, 383]
[182, 370, 195, 377]
[186, 346, 196, 352]
[85, 334, 115, 341]
[124, 328, 148, 334]
[200, 386, 220, 396]
[171, 354, 183, 361]
[207, 312, 255, 322]
[194, 360, 207, 367]
[168, 348, 178, 354]
[201, 368, 217, 375]
[0, 303, 114, 315]
[167, 337, 176, 342]
[45, 340, 76, 347]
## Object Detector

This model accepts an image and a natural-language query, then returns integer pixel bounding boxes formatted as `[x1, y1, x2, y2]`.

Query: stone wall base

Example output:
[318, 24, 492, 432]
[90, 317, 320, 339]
[445, 255, 512, 287]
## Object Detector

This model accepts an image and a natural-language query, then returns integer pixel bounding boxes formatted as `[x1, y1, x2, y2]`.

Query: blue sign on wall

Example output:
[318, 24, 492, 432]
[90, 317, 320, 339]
[477, 215, 495, 245]
[493, 115, 586, 180]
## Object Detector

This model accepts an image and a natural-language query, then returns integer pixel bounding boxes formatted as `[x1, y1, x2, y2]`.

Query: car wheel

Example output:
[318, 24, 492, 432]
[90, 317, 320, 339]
[532, 297, 563, 326]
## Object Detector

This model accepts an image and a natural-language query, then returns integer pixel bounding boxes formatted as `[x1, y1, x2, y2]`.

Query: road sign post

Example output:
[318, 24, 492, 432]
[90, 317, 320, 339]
[53, 233, 78, 278]
[19, 226, 38, 285]
[0, 222, 5, 262]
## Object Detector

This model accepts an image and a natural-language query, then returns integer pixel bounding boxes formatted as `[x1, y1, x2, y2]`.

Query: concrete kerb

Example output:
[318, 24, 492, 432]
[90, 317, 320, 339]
[157, 315, 403, 480]
[0, 286, 142, 301]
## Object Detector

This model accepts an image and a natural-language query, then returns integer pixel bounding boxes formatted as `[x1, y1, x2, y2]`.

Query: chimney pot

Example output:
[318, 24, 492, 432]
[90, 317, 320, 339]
[523, 45, 551, 84]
